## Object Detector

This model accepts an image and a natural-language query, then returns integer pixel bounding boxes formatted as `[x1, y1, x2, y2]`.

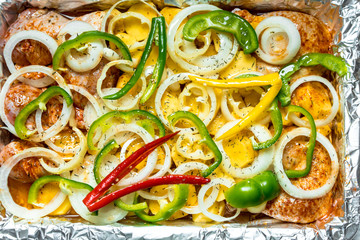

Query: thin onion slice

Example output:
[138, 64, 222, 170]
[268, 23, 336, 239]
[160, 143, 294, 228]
[273, 127, 339, 199]
[0, 66, 73, 142]
[198, 178, 241, 222]
[0, 147, 66, 219]
[155, 73, 217, 132]
[176, 133, 214, 160]
[57, 21, 95, 43]
[168, 4, 238, 75]
[3, 30, 58, 73]
[216, 123, 275, 178]
[255, 16, 301, 65]
[289, 75, 339, 127]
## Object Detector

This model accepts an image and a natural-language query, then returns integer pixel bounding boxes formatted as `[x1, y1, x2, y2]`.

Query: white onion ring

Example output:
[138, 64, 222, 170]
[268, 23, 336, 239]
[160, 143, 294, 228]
[173, 162, 218, 214]
[3, 30, 58, 73]
[155, 73, 217, 131]
[137, 189, 168, 201]
[176, 133, 214, 160]
[69, 84, 103, 117]
[274, 127, 339, 199]
[0, 66, 73, 142]
[0, 147, 66, 219]
[168, 4, 238, 75]
[255, 16, 301, 65]
[57, 21, 95, 43]
[216, 123, 275, 178]
[289, 75, 339, 127]
[198, 178, 241, 222]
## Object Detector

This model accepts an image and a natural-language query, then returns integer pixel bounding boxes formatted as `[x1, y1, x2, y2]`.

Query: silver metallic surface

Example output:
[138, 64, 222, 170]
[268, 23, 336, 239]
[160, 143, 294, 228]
[0, 0, 359, 239]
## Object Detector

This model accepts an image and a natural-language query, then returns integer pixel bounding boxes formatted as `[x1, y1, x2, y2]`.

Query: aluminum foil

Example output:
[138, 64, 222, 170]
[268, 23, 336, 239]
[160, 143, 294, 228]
[0, 0, 359, 239]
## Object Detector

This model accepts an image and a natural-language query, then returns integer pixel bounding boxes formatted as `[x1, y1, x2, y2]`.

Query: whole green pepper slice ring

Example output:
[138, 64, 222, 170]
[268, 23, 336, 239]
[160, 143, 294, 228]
[278, 53, 348, 106]
[94, 139, 148, 212]
[14, 86, 73, 139]
[285, 105, 317, 178]
[183, 10, 258, 54]
[53, 31, 132, 70]
[224, 171, 280, 209]
[134, 184, 189, 222]
[87, 109, 166, 151]
[28, 175, 93, 206]
[251, 98, 283, 150]
[104, 17, 166, 101]
[168, 111, 222, 177]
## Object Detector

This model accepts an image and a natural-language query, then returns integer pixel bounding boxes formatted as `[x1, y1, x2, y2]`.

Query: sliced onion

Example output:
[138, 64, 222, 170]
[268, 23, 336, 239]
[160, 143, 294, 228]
[57, 21, 95, 43]
[176, 133, 214, 160]
[69, 155, 128, 224]
[39, 127, 87, 174]
[69, 84, 103, 117]
[198, 178, 241, 222]
[255, 16, 301, 65]
[273, 127, 339, 199]
[289, 75, 339, 127]
[155, 73, 217, 132]
[216, 123, 275, 178]
[3, 30, 58, 73]
[0, 66, 73, 141]
[168, 4, 238, 75]
[137, 189, 168, 201]
[97, 123, 157, 186]
[0, 147, 66, 219]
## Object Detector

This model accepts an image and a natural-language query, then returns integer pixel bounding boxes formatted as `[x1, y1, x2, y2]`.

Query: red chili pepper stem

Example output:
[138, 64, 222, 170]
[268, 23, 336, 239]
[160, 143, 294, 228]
[86, 175, 210, 212]
[83, 131, 179, 206]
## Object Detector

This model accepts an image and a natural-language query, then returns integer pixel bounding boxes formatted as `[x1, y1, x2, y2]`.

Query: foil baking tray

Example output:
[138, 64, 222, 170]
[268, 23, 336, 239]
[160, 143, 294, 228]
[0, 0, 359, 239]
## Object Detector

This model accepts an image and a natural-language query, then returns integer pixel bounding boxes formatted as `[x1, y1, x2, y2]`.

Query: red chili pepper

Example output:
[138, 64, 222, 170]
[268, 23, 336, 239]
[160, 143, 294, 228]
[83, 131, 179, 206]
[86, 175, 210, 212]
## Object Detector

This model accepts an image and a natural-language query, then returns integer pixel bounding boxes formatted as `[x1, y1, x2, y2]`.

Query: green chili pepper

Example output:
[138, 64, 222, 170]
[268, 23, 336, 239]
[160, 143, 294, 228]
[94, 139, 148, 212]
[135, 184, 189, 222]
[285, 105, 317, 178]
[183, 10, 258, 54]
[53, 31, 131, 70]
[167, 111, 222, 177]
[104, 17, 167, 101]
[14, 86, 73, 139]
[28, 175, 93, 205]
[252, 98, 283, 150]
[224, 171, 281, 208]
[87, 110, 166, 151]
[278, 53, 348, 106]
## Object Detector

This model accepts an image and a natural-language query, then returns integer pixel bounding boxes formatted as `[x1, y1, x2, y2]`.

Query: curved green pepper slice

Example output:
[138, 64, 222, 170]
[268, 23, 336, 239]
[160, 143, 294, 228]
[94, 139, 148, 212]
[135, 184, 189, 222]
[53, 31, 132, 70]
[87, 109, 166, 151]
[252, 98, 283, 150]
[168, 111, 222, 177]
[278, 53, 348, 107]
[225, 171, 280, 209]
[104, 16, 166, 101]
[28, 175, 93, 206]
[183, 10, 258, 54]
[14, 86, 73, 139]
[285, 105, 317, 178]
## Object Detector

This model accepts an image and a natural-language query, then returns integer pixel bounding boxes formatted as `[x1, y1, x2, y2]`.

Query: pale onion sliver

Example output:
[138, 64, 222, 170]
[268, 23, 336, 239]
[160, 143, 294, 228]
[0, 148, 66, 219]
[0, 66, 73, 141]
[289, 75, 340, 127]
[274, 127, 339, 199]
[198, 178, 241, 222]
[216, 123, 275, 178]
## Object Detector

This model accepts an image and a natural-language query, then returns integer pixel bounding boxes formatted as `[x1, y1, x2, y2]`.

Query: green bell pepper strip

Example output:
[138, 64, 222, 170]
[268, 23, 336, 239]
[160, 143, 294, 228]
[104, 17, 166, 101]
[167, 111, 222, 177]
[14, 86, 73, 139]
[183, 10, 258, 54]
[135, 184, 189, 222]
[251, 98, 283, 150]
[52, 31, 132, 70]
[28, 175, 93, 205]
[224, 171, 281, 209]
[87, 109, 166, 151]
[140, 16, 167, 104]
[93, 139, 148, 211]
[278, 53, 348, 106]
[285, 105, 317, 178]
